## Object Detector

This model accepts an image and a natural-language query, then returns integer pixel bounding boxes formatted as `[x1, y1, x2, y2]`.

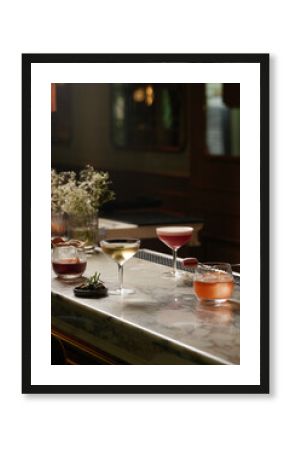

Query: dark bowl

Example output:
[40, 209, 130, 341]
[73, 285, 108, 299]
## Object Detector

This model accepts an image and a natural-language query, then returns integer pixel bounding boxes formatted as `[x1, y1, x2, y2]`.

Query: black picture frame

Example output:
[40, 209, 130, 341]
[22, 53, 269, 394]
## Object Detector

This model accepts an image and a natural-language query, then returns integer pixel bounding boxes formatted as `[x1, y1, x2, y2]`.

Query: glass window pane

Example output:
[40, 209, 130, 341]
[206, 83, 240, 157]
[111, 83, 185, 152]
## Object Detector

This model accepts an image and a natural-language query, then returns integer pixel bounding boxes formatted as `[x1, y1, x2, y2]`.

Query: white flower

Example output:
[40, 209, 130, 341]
[51, 166, 115, 216]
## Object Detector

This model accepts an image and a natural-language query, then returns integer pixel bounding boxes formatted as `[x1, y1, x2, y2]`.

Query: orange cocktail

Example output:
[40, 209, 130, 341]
[193, 263, 234, 304]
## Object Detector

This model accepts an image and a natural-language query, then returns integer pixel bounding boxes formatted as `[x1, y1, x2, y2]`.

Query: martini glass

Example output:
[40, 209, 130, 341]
[156, 226, 193, 278]
[100, 239, 140, 295]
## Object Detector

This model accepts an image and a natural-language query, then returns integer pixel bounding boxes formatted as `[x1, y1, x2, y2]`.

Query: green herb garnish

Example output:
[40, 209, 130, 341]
[80, 272, 105, 289]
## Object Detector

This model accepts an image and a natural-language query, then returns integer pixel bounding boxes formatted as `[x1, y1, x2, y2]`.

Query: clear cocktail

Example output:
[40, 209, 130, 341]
[100, 239, 140, 295]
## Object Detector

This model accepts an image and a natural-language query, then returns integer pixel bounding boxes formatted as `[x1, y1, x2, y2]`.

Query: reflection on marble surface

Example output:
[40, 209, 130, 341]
[51, 252, 240, 364]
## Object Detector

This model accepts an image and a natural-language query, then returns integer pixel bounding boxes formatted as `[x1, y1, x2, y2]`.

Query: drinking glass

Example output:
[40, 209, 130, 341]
[156, 226, 193, 277]
[193, 262, 234, 304]
[52, 245, 87, 280]
[100, 239, 140, 295]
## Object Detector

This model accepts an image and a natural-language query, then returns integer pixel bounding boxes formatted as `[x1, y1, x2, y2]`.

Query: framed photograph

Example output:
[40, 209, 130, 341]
[22, 53, 269, 394]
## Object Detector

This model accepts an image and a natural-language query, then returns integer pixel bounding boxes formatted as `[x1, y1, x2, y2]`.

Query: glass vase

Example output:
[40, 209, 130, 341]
[51, 212, 67, 237]
[67, 212, 99, 251]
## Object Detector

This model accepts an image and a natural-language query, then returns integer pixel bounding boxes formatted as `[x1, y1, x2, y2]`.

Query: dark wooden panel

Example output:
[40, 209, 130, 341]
[106, 168, 240, 263]
[52, 83, 240, 265]
[52, 328, 128, 365]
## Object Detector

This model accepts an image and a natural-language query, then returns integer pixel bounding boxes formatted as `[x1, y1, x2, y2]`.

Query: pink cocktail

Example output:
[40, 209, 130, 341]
[156, 226, 193, 277]
[157, 227, 193, 249]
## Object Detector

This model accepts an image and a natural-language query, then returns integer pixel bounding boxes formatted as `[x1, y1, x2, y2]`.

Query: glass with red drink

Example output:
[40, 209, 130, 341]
[156, 226, 193, 277]
[52, 245, 87, 280]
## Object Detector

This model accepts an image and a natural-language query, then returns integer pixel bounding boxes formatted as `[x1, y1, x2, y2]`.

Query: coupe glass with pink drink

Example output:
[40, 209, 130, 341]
[156, 226, 193, 277]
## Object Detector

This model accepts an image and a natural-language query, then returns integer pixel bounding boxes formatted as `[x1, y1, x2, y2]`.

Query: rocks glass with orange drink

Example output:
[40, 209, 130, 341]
[193, 262, 234, 304]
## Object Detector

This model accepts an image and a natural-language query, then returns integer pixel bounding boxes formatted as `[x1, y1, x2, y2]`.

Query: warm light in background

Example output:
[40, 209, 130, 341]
[145, 85, 154, 106]
[51, 83, 57, 112]
[132, 85, 154, 106]
[133, 87, 145, 102]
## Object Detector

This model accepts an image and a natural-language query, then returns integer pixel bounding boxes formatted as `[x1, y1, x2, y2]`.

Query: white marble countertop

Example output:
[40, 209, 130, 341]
[51, 250, 240, 365]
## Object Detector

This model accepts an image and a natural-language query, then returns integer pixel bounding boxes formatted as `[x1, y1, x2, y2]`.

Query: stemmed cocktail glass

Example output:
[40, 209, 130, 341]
[156, 226, 193, 278]
[100, 239, 140, 295]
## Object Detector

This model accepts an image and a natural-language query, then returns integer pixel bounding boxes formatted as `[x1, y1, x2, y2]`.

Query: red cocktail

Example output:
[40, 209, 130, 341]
[52, 258, 87, 277]
[52, 246, 87, 280]
[157, 227, 193, 249]
[156, 226, 193, 277]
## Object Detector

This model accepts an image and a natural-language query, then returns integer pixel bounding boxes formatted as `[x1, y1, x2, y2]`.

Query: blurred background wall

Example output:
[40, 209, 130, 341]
[51, 83, 240, 263]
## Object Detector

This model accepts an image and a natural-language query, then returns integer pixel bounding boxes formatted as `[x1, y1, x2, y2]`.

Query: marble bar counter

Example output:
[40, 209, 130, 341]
[51, 250, 240, 365]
